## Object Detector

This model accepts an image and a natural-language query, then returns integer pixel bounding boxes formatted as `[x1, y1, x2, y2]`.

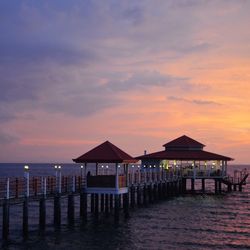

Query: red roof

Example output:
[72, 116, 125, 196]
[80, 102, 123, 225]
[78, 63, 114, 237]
[137, 135, 233, 161]
[136, 149, 233, 161]
[163, 135, 205, 149]
[73, 141, 137, 164]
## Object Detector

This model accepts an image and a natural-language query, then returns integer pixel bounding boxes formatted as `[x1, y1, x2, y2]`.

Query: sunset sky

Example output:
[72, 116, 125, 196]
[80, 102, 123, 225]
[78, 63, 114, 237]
[0, 0, 250, 163]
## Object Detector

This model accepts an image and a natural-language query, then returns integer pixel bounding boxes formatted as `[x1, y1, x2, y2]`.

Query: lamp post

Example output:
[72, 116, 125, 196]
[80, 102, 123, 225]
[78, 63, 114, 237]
[54, 165, 58, 192]
[24, 165, 29, 197]
[58, 165, 62, 194]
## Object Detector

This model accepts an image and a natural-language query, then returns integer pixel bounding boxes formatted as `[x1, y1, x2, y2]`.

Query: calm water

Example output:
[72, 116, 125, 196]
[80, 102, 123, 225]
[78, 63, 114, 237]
[0, 163, 249, 250]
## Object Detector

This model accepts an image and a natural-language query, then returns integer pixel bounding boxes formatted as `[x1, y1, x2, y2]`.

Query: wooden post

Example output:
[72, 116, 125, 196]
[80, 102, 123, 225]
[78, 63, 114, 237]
[39, 197, 46, 232]
[2, 199, 9, 243]
[148, 184, 153, 203]
[137, 185, 141, 207]
[94, 194, 99, 219]
[239, 185, 242, 192]
[101, 194, 104, 212]
[91, 194, 95, 213]
[218, 179, 222, 193]
[169, 182, 173, 196]
[158, 182, 162, 200]
[105, 194, 109, 216]
[173, 181, 177, 196]
[23, 197, 29, 240]
[227, 184, 232, 192]
[68, 194, 75, 226]
[178, 180, 182, 194]
[162, 182, 166, 199]
[153, 183, 157, 201]
[233, 184, 237, 191]
[110, 194, 113, 210]
[202, 179, 205, 193]
[215, 179, 218, 193]
[191, 179, 195, 193]
[130, 185, 135, 208]
[166, 182, 170, 197]
[114, 194, 119, 222]
[143, 184, 147, 205]
[54, 194, 61, 229]
[80, 192, 87, 222]
[123, 193, 129, 219]
[182, 178, 186, 194]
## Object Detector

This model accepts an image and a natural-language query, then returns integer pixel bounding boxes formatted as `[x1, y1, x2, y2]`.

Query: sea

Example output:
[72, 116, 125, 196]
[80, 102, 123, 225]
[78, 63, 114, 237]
[0, 163, 249, 250]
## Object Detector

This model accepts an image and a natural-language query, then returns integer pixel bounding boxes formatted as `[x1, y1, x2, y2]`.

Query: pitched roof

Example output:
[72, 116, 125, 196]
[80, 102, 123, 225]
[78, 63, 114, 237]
[136, 149, 233, 161]
[73, 141, 137, 164]
[163, 135, 205, 149]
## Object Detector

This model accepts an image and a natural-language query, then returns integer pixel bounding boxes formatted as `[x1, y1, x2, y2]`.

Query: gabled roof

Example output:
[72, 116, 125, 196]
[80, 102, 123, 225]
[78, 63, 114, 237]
[136, 149, 233, 161]
[73, 141, 137, 164]
[163, 135, 205, 149]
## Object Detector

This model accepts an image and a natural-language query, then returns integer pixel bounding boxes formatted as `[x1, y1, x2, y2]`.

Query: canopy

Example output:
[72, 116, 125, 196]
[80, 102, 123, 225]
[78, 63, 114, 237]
[73, 140, 138, 164]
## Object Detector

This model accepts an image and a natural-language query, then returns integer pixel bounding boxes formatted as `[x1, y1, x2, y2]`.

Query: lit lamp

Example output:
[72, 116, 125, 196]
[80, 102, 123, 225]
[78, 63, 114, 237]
[212, 162, 215, 169]
[80, 165, 83, 178]
[24, 165, 29, 197]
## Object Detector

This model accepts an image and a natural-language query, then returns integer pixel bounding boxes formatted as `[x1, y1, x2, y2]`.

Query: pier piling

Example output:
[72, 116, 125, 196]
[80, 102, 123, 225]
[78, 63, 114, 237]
[39, 197, 46, 231]
[2, 199, 10, 243]
[68, 194, 75, 225]
[23, 197, 29, 240]
[114, 195, 119, 222]
[94, 194, 99, 219]
[54, 194, 61, 230]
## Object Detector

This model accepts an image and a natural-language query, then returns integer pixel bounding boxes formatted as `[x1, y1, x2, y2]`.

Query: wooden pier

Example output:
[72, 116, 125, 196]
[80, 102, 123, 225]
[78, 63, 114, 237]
[0, 137, 249, 245]
[0, 167, 248, 245]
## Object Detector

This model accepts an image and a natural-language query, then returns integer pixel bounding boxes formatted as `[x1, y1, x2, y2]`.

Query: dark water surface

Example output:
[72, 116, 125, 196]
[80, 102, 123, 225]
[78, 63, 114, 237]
[0, 164, 249, 250]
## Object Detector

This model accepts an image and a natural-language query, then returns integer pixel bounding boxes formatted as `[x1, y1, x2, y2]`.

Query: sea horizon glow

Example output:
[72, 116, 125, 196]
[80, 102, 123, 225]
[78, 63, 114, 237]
[0, 1, 250, 163]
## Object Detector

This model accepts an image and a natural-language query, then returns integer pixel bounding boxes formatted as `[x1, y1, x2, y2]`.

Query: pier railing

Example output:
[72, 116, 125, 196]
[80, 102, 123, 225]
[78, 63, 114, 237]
[0, 175, 84, 200]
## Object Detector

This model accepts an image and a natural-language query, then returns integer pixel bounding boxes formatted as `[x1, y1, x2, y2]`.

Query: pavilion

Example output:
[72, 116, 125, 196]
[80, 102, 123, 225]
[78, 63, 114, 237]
[136, 135, 233, 178]
[73, 140, 138, 194]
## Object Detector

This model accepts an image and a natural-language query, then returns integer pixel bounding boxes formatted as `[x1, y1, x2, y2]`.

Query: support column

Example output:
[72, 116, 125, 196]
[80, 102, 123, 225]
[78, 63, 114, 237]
[54, 194, 61, 230]
[68, 194, 75, 226]
[91, 194, 95, 213]
[2, 199, 9, 243]
[182, 178, 186, 194]
[110, 194, 113, 210]
[80, 192, 87, 222]
[143, 184, 147, 205]
[130, 185, 135, 208]
[101, 194, 104, 212]
[123, 193, 129, 219]
[218, 179, 222, 193]
[114, 194, 119, 222]
[202, 179, 205, 193]
[105, 194, 109, 216]
[215, 179, 218, 194]
[94, 194, 99, 219]
[23, 197, 29, 240]
[39, 197, 46, 231]
[137, 185, 141, 207]
[191, 179, 195, 193]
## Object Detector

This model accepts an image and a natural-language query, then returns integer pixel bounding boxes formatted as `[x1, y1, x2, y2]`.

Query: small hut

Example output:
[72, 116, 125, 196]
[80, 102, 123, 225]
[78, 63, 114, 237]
[73, 141, 137, 194]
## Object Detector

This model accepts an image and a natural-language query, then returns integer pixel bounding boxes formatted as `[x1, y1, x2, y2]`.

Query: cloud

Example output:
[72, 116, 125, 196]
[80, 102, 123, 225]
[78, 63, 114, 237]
[0, 132, 20, 144]
[168, 96, 221, 106]
[106, 71, 191, 92]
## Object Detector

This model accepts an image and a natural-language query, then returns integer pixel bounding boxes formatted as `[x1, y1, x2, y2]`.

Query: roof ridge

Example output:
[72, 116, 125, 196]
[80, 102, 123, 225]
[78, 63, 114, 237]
[105, 141, 124, 160]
